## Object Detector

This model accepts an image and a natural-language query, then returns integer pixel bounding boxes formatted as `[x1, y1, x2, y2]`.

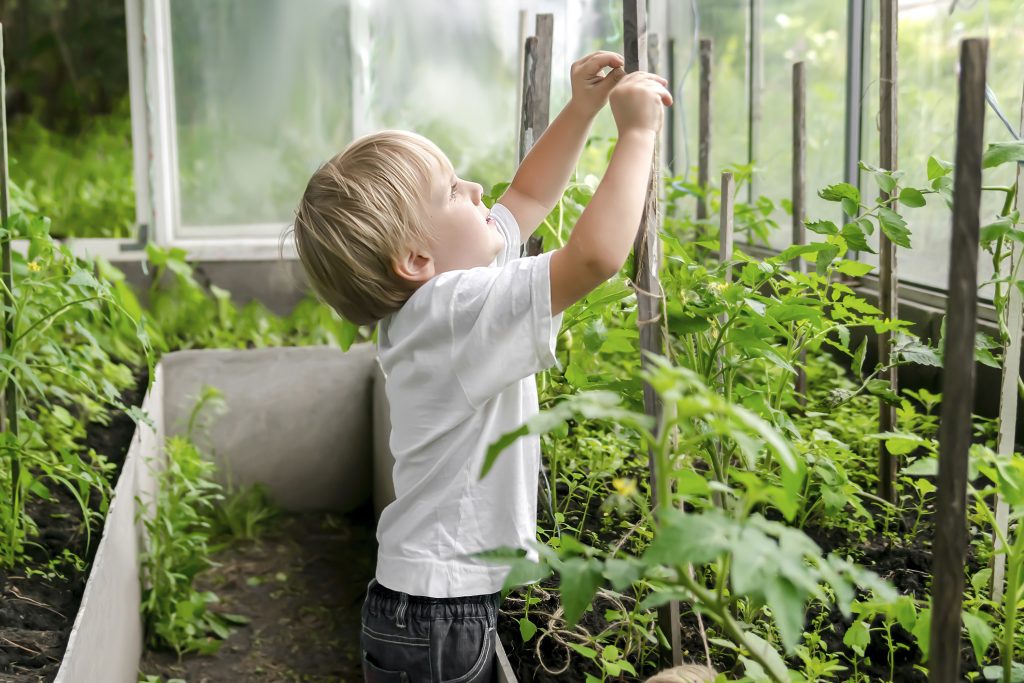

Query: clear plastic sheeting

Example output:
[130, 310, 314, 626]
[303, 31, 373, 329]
[169, 0, 354, 230]
[860, 0, 1024, 292]
[159, 0, 649, 236]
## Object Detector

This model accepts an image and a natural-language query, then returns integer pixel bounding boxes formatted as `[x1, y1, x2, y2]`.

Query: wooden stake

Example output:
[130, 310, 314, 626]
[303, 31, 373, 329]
[697, 39, 712, 224]
[792, 61, 808, 403]
[747, 0, 762, 204]
[877, 0, 899, 504]
[624, 0, 678, 668]
[720, 172, 734, 284]
[929, 37, 987, 683]
[667, 37, 676, 176]
[519, 14, 553, 257]
[991, 79, 1024, 603]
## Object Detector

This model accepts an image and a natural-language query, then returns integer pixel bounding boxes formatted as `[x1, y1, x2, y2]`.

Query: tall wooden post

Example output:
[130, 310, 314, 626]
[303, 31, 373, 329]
[747, 0, 762, 204]
[624, 0, 679, 668]
[991, 81, 1024, 602]
[877, 0, 899, 503]
[520, 14, 553, 258]
[929, 37, 987, 683]
[0, 24, 18, 506]
[667, 37, 676, 176]
[697, 39, 712, 224]
[792, 62, 808, 403]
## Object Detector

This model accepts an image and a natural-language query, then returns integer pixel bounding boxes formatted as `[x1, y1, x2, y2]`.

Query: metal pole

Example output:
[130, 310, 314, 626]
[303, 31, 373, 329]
[928, 37, 988, 683]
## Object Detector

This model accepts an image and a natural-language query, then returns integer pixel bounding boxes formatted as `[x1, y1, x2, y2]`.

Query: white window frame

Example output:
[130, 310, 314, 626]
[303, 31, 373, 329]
[97, 0, 372, 262]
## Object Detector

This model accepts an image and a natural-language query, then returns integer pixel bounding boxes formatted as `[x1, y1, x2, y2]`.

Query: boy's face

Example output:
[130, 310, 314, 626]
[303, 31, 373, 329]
[420, 150, 505, 275]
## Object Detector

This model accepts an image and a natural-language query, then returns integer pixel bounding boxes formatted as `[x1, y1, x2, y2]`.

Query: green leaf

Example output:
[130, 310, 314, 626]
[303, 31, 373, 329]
[927, 156, 953, 180]
[568, 642, 598, 659]
[602, 558, 645, 592]
[962, 611, 994, 665]
[852, 337, 868, 378]
[982, 141, 1024, 169]
[842, 222, 875, 253]
[866, 379, 900, 404]
[601, 645, 620, 662]
[913, 607, 932, 660]
[816, 244, 842, 275]
[877, 207, 912, 248]
[875, 172, 897, 194]
[519, 617, 537, 642]
[899, 187, 926, 208]
[764, 577, 805, 653]
[842, 197, 860, 217]
[819, 182, 860, 204]
[558, 557, 604, 628]
[805, 219, 839, 235]
[835, 260, 874, 277]
[982, 663, 1024, 682]
[843, 620, 871, 656]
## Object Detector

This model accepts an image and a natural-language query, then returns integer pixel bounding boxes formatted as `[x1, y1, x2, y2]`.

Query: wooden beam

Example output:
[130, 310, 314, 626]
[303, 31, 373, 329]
[792, 61, 808, 403]
[697, 39, 712, 224]
[991, 79, 1024, 603]
[928, 37, 987, 683]
[877, 0, 899, 504]
[624, 0, 679, 669]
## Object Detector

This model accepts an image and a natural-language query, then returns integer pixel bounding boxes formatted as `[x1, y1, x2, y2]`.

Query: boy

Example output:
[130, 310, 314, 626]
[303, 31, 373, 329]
[292, 51, 671, 683]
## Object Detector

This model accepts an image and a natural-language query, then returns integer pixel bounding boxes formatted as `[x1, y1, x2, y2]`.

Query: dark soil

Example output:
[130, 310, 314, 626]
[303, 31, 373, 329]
[139, 507, 377, 683]
[0, 366, 149, 682]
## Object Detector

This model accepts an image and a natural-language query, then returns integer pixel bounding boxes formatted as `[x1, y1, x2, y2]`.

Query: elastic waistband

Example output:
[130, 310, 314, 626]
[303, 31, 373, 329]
[365, 578, 499, 621]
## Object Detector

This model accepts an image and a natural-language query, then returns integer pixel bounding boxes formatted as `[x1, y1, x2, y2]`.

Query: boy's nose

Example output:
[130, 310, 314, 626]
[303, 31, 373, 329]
[470, 182, 483, 204]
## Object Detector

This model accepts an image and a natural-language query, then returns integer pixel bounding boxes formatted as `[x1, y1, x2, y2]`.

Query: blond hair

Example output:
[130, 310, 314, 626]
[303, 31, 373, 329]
[287, 130, 444, 325]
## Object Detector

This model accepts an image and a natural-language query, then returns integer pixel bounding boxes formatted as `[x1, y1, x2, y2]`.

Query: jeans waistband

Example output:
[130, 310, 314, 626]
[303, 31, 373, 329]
[364, 578, 500, 624]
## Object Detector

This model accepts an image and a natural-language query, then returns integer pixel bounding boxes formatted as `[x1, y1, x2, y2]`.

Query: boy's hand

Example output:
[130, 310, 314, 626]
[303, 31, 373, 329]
[569, 51, 626, 118]
[609, 71, 673, 134]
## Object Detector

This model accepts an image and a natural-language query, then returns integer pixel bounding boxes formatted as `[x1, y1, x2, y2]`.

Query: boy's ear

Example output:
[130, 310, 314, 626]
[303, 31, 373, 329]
[392, 247, 435, 285]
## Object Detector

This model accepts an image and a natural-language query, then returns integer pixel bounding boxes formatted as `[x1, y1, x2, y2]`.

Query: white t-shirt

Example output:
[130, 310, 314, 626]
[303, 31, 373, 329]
[375, 202, 563, 597]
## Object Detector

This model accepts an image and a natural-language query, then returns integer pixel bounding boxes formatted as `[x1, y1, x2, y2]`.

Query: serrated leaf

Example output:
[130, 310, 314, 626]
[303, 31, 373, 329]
[805, 219, 839, 235]
[819, 182, 860, 203]
[877, 207, 912, 248]
[835, 260, 874, 277]
[842, 222, 875, 253]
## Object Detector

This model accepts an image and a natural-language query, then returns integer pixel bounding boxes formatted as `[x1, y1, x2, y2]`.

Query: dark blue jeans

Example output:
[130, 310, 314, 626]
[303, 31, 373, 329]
[360, 578, 500, 683]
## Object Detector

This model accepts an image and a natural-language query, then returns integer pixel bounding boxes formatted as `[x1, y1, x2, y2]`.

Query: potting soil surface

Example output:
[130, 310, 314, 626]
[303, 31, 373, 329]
[140, 506, 376, 683]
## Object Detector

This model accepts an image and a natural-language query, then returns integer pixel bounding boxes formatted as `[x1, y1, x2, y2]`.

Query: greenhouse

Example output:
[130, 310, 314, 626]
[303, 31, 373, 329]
[1, 0, 1024, 681]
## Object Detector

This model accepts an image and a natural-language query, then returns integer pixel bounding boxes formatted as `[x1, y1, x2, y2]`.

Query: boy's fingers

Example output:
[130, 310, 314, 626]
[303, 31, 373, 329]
[582, 51, 624, 73]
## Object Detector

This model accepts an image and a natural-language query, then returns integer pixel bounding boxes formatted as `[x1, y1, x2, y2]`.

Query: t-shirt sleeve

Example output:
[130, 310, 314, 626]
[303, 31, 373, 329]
[491, 202, 523, 266]
[448, 207, 562, 407]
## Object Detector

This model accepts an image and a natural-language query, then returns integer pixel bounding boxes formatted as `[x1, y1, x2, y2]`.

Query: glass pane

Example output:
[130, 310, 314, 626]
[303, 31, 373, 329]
[671, 0, 750, 202]
[756, 1, 848, 250]
[860, 0, 1024, 293]
[167, 0, 655, 232]
[170, 0, 354, 228]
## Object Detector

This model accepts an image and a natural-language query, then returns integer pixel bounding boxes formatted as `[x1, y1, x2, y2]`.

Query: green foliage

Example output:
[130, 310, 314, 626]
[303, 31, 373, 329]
[139, 436, 243, 655]
[9, 99, 136, 238]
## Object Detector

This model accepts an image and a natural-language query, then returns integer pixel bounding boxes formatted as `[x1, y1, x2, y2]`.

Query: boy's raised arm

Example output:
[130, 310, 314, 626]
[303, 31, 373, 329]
[500, 51, 625, 243]
[549, 71, 672, 316]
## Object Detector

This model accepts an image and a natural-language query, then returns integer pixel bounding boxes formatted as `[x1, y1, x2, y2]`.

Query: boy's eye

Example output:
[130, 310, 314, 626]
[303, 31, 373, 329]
[449, 182, 458, 201]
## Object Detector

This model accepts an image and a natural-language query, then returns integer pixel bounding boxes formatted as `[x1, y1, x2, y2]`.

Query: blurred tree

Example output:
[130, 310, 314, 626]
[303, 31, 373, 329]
[0, 0, 128, 132]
